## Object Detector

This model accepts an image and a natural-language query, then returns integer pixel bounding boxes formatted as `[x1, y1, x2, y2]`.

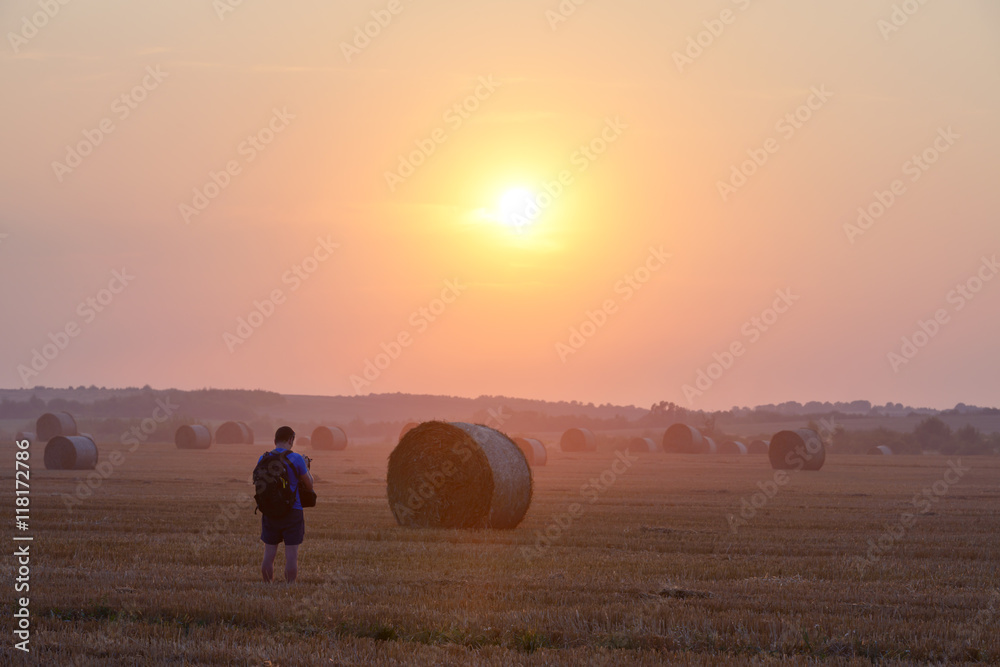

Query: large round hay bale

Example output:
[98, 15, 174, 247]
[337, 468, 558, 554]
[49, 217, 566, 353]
[36, 412, 78, 442]
[628, 437, 659, 453]
[769, 429, 826, 471]
[45, 435, 98, 470]
[662, 424, 708, 454]
[560, 427, 597, 452]
[868, 445, 893, 456]
[399, 422, 420, 440]
[703, 436, 718, 454]
[748, 439, 770, 455]
[175, 425, 212, 450]
[718, 440, 748, 456]
[312, 425, 347, 450]
[215, 421, 253, 444]
[513, 437, 547, 466]
[297, 436, 311, 449]
[387, 421, 532, 529]
[15, 431, 35, 444]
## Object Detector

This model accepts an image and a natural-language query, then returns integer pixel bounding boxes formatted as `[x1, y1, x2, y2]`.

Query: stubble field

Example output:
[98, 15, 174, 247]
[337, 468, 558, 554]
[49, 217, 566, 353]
[4, 437, 1000, 666]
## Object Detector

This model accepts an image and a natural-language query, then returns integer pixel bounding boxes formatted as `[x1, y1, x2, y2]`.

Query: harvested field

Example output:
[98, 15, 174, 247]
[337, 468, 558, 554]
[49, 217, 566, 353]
[6, 438, 999, 665]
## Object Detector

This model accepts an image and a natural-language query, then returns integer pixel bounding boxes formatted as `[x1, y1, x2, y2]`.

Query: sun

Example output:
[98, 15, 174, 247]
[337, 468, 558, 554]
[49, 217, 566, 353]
[497, 187, 540, 229]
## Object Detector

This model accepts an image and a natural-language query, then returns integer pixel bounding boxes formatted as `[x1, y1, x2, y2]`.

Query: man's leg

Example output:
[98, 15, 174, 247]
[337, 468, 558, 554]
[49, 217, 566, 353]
[284, 544, 300, 583]
[261, 544, 278, 582]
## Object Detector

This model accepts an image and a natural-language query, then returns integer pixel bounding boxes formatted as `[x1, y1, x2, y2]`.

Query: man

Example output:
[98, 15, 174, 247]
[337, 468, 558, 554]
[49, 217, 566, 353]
[259, 426, 314, 583]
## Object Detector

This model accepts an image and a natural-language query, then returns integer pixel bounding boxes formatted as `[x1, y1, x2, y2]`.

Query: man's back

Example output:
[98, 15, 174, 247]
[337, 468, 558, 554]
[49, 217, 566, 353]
[258, 447, 308, 510]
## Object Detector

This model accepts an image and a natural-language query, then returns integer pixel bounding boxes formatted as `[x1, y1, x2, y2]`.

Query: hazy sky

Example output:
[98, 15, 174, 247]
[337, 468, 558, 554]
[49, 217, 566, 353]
[1, 1, 998, 410]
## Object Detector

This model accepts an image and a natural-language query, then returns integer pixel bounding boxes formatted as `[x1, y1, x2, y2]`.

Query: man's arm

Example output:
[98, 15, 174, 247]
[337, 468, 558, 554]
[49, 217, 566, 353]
[299, 470, 314, 492]
[295, 454, 315, 491]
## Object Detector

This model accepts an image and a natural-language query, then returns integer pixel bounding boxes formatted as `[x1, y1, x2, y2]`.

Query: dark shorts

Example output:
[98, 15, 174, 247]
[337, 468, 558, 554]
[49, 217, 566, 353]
[261, 509, 305, 546]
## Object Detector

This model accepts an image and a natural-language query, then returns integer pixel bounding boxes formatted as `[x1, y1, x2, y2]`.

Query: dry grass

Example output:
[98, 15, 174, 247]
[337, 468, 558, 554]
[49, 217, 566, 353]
[5, 439, 1000, 665]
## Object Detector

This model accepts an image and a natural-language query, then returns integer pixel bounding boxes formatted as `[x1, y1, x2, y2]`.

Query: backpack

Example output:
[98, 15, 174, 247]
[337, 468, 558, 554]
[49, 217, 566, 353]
[253, 450, 296, 518]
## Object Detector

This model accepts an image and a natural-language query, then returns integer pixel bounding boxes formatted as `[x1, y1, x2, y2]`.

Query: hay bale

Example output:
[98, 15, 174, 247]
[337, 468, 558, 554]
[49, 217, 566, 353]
[662, 424, 710, 454]
[399, 422, 420, 440]
[560, 427, 597, 452]
[387, 421, 532, 529]
[513, 437, 547, 466]
[15, 431, 35, 444]
[45, 435, 98, 470]
[174, 425, 212, 450]
[769, 429, 826, 471]
[297, 436, 311, 449]
[718, 440, 748, 456]
[215, 421, 253, 444]
[703, 436, 718, 454]
[36, 412, 78, 442]
[628, 437, 659, 453]
[312, 426, 348, 450]
[868, 445, 893, 456]
[748, 439, 770, 455]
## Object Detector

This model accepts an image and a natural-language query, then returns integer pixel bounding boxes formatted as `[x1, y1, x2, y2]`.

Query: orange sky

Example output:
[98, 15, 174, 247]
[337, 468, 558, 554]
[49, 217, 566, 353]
[1, 0, 998, 410]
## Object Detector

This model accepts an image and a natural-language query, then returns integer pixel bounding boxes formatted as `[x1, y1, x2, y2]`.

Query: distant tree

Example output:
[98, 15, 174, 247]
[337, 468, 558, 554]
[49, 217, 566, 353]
[914, 417, 952, 452]
[701, 413, 717, 436]
[956, 424, 981, 443]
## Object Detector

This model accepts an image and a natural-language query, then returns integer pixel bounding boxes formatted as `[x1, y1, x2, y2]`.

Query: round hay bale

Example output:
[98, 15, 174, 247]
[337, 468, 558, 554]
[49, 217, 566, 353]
[560, 427, 597, 452]
[513, 437, 547, 466]
[769, 429, 826, 471]
[174, 425, 212, 450]
[399, 422, 420, 440]
[748, 439, 770, 455]
[215, 421, 253, 444]
[868, 445, 893, 456]
[628, 437, 659, 453]
[36, 412, 78, 442]
[703, 436, 718, 455]
[662, 424, 709, 454]
[387, 421, 532, 529]
[718, 440, 748, 456]
[15, 431, 35, 444]
[312, 426, 348, 451]
[44, 435, 98, 470]
[297, 436, 311, 449]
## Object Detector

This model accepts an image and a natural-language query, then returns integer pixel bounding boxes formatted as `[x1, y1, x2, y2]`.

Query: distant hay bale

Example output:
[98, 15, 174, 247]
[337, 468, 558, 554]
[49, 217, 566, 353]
[628, 437, 659, 453]
[703, 437, 718, 455]
[513, 437, 548, 466]
[215, 421, 253, 444]
[297, 436, 311, 449]
[718, 440, 748, 456]
[45, 435, 98, 470]
[174, 425, 212, 450]
[311, 425, 347, 450]
[15, 431, 35, 443]
[662, 424, 710, 454]
[868, 445, 893, 456]
[769, 429, 826, 471]
[36, 412, 78, 442]
[560, 427, 597, 452]
[387, 421, 532, 529]
[748, 439, 770, 455]
[399, 422, 420, 440]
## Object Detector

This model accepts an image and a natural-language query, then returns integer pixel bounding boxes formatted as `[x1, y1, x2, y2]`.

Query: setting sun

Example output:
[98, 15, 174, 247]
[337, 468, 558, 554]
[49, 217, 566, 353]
[498, 187, 539, 228]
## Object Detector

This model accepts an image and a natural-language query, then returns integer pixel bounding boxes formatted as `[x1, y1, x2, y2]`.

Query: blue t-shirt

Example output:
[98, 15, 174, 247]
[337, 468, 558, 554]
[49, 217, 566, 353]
[257, 447, 309, 511]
